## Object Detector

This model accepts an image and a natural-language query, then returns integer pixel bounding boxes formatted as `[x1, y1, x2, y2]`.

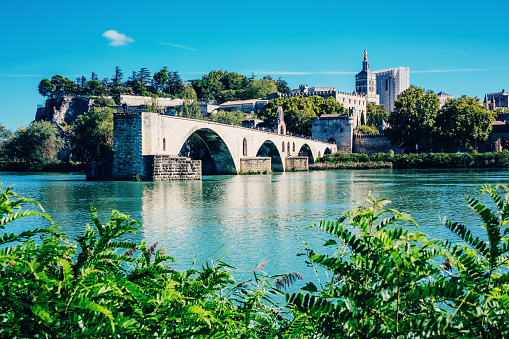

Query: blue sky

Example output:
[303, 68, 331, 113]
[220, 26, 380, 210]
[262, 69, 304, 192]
[1, 0, 507, 130]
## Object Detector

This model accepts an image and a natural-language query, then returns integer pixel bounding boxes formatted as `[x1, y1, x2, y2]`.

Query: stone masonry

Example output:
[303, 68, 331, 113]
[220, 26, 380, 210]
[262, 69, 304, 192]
[240, 157, 271, 173]
[286, 156, 308, 171]
[144, 155, 201, 180]
[113, 113, 144, 180]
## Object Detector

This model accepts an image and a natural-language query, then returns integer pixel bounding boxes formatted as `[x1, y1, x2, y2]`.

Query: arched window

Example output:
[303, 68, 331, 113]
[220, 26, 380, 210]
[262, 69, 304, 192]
[163, 138, 166, 152]
[287, 142, 290, 153]
[282, 142, 285, 152]
[293, 143, 295, 152]
[243, 138, 248, 156]
[318, 151, 321, 157]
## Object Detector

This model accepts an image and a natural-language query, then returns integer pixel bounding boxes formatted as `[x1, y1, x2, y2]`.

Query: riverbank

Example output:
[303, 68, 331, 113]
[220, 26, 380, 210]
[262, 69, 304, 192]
[0, 161, 86, 172]
[310, 161, 392, 170]
[316, 151, 509, 169]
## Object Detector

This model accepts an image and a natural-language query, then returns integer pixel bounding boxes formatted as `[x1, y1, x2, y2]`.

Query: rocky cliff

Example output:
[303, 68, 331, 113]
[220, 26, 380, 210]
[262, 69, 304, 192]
[35, 96, 94, 127]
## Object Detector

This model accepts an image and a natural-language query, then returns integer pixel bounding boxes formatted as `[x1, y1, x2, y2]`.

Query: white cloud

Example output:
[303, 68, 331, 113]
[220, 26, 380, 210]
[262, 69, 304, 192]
[412, 69, 488, 73]
[159, 42, 196, 51]
[102, 30, 134, 46]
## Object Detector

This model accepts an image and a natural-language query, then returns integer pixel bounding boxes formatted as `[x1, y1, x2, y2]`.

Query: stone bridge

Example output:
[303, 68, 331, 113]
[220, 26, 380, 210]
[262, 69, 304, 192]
[113, 112, 337, 179]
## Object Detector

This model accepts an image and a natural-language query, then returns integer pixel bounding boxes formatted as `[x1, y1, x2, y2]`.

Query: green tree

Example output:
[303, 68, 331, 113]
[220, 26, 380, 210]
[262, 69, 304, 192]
[44, 75, 76, 97]
[38, 78, 55, 97]
[182, 86, 201, 119]
[139, 67, 151, 87]
[168, 71, 184, 95]
[111, 66, 126, 96]
[245, 78, 277, 99]
[436, 95, 496, 152]
[276, 77, 290, 93]
[357, 124, 380, 135]
[0, 124, 13, 157]
[261, 95, 347, 135]
[87, 80, 107, 96]
[366, 101, 389, 126]
[286, 108, 316, 135]
[71, 107, 114, 161]
[75, 75, 87, 95]
[3, 121, 63, 163]
[385, 85, 440, 153]
[224, 72, 247, 91]
[153, 67, 169, 93]
[208, 110, 247, 125]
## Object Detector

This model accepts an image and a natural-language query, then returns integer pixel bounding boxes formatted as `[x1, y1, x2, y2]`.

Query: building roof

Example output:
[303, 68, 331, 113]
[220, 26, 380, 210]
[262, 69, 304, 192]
[219, 99, 268, 107]
[436, 91, 452, 96]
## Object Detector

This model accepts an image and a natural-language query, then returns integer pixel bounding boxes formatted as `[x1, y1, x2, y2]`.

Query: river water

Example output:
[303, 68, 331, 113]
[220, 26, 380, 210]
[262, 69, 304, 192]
[1, 169, 508, 283]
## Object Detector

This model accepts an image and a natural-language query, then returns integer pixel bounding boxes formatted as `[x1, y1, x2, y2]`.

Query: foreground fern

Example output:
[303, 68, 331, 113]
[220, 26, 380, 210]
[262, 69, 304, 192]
[0, 183, 291, 338]
[287, 196, 509, 338]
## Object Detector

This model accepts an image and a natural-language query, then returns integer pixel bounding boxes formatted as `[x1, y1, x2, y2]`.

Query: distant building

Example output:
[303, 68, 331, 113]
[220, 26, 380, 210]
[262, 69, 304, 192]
[355, 49, 379, 105]
[374, 67, 410, 112]
[267, 85, 367, 127]
[215, 99, 268, 113]
[483, 90, 509, 111]
[312, 114, 354, 153]
[436, 91, 454, 108]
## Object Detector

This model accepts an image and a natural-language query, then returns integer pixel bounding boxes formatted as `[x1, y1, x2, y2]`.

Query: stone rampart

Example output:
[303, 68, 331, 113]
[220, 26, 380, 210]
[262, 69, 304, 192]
[240, 157, 271, 173]
[353, 133, 403, 154]
[286, 156, 308, 171]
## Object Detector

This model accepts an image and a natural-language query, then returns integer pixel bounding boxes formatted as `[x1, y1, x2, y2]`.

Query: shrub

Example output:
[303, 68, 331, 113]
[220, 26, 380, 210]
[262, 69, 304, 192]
[356, 124, 379, 135]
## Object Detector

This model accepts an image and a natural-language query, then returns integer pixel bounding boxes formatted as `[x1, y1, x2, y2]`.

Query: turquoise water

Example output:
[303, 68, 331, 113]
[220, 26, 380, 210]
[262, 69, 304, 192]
[1, 169, 508, 283]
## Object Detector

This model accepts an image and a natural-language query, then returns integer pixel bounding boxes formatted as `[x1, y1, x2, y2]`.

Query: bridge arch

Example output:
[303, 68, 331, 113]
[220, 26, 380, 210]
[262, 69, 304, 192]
[180, 128, 237, 175]
[256, 140, 284, 172]
[298, 144, 315, 164]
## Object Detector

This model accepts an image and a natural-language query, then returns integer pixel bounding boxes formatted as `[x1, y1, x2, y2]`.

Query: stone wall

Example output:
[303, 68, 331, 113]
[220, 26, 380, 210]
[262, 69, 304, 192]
[286, 156, 308, 171]
[353, 133, 403, 154]
[113, 113, 144, 180]
[144, 155, 201, 180]
[240, 157, 271, 173]
[312, 115, 354, 153]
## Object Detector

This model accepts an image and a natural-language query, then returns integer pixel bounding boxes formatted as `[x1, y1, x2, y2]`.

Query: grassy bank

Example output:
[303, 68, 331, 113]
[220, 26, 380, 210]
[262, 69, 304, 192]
[317, 151, 509, 169]
[0, 160, 86, 172]
[310, 161, 392, 170]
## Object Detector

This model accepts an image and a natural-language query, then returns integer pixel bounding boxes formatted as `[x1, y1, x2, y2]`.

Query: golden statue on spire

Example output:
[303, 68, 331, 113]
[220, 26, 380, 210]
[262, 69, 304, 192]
[364, 49, 367, 60]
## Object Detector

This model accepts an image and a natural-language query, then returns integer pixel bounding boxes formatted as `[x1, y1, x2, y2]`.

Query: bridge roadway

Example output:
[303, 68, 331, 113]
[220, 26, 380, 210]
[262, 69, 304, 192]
[115, 112, 337, 176]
